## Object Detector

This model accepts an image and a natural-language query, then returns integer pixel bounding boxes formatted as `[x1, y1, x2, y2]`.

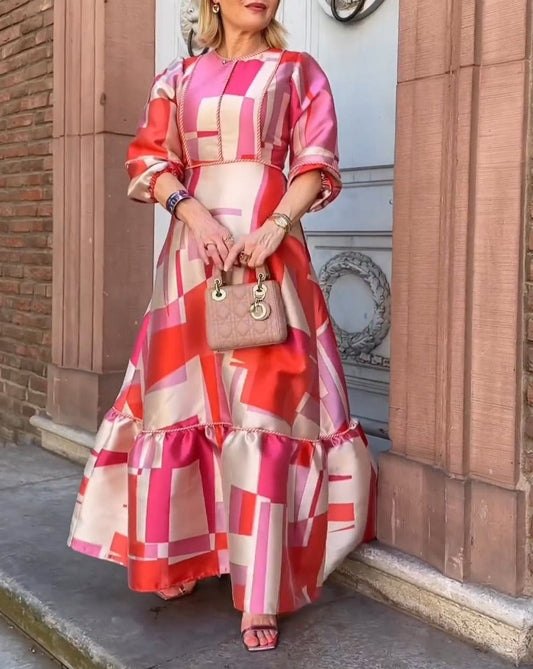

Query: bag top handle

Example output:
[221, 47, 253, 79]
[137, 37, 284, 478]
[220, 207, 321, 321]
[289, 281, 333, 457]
[211, 264, 269, 285]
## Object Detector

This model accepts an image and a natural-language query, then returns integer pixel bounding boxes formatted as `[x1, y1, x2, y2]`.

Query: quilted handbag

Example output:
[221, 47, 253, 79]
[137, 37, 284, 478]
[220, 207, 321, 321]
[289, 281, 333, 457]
[205, 266, 288, 352]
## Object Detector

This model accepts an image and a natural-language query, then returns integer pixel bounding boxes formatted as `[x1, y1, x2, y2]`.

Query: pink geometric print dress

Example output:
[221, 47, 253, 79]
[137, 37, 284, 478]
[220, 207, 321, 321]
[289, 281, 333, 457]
[68, 48, 376, 615]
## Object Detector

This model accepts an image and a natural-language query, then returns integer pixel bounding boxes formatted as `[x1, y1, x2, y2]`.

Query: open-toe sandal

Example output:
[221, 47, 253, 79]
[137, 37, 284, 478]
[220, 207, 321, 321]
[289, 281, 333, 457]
[241, 625, 279, 652]
[155, 583, 196, 601]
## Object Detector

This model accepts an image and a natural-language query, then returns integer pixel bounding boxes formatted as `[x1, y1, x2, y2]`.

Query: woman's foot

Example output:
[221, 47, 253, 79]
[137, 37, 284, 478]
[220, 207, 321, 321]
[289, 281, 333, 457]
[241, 613, 278, 651]
[156, 581, 196, 600]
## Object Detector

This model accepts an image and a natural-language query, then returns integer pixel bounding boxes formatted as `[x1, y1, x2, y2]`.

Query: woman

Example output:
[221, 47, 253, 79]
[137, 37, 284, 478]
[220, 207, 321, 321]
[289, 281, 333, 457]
[68, 0, 376, 652]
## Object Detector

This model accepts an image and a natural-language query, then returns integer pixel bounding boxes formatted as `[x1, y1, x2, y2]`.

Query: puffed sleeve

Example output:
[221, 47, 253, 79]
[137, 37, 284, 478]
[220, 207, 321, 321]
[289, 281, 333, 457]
[288, 53, 342, 211]
[125, 59, 185, 203]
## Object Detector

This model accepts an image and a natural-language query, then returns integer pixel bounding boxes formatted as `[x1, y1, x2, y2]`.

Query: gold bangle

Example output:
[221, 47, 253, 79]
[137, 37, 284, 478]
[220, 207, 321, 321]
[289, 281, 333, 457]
[270, 213, 292, 235]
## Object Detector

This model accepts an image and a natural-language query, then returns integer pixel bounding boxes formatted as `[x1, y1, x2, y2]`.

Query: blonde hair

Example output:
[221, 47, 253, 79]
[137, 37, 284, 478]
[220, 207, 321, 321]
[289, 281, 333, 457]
[198, 0, 287, 50]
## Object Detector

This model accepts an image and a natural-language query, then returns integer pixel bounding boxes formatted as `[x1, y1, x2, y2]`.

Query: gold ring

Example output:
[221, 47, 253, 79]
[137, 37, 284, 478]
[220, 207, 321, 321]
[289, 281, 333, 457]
[239, 252, 251, 263]
[204, 241, 217, 249]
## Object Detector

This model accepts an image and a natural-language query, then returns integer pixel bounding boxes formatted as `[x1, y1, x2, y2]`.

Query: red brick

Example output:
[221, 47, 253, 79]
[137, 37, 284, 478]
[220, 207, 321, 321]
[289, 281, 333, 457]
[3, 368, 30, 388]
[0, 351, 22, 368]
[527, 347, 533, 373]
[2, 265, 24, 279]
[19, 358, 46, 375]
[5, 296, 32, 311]
[18, 282, 34, 295]
[24, 265, 51, 281]
[31, 299, 51, 315]
[528, 283, 533, 309]
[4, 113, 33, 129]
[28, 373, 46, 393]
[21, 403, 36, 418]
[12, 311, 50, 329]
[525, 454, 533, 476]
[0, 279, 20, 294]
[26, 390, 46, 406]
[20, 14, 43, 34]
[2, 380, 27, 401]
[36, 203, 51, 216]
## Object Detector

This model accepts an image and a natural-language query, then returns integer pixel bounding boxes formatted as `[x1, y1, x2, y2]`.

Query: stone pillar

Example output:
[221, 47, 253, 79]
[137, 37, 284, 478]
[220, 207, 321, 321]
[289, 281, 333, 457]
[378, 0, 530, 596]
[48, 0, 155, 434]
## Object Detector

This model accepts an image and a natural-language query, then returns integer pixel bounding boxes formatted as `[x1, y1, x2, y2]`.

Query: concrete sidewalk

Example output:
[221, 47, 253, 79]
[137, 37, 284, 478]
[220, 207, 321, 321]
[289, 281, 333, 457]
[0, 615, 59, 669]
[0, 443, 529, 669]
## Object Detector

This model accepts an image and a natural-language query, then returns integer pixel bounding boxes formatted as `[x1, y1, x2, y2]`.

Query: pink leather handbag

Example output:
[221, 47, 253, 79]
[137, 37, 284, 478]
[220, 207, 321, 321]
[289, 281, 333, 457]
[205, 266, 288, 352]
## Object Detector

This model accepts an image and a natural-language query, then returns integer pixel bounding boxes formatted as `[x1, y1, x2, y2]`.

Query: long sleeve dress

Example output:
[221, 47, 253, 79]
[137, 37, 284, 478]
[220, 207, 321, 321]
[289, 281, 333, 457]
[68, 48, 377, 616]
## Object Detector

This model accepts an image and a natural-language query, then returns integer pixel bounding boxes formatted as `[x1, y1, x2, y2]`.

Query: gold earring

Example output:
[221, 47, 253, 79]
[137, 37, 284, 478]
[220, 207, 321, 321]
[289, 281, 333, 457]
[212, 3, 220, 13]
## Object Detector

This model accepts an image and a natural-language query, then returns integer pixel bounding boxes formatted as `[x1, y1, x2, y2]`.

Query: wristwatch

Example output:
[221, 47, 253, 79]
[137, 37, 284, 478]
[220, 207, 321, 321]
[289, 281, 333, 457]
[270, 213, 292, 235]
[165, 190, 191, 216]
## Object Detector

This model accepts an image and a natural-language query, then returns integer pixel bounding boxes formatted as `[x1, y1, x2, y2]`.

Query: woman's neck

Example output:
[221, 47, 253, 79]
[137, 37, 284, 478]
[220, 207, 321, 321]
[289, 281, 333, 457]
[217, 32, 267, 60]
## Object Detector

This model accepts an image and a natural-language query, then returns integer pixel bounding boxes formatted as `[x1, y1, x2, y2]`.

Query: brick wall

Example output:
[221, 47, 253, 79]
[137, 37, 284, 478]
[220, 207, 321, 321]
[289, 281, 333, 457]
[0, 0, 53, 446]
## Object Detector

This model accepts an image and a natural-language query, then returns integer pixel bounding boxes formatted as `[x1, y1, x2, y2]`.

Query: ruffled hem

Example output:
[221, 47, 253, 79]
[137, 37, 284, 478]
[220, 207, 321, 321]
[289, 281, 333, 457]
[69, 407, 376, 614]
[68, 536, 327, 614]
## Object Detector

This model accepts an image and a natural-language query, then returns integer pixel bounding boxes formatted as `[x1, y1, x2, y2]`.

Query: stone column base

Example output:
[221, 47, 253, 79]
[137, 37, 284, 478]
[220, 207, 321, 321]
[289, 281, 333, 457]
[30, 414, 94, 466]
[334, 543, 533, 665]
[47, 365, 124, 434]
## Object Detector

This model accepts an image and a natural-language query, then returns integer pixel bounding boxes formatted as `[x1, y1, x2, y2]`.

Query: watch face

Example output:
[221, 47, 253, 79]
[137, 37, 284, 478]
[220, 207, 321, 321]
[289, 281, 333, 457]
[273, 215, 289, 230]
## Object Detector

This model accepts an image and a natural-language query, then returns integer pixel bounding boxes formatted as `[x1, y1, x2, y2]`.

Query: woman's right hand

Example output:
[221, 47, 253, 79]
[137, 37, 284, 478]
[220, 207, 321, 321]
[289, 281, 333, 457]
[177, 199, 233, 269]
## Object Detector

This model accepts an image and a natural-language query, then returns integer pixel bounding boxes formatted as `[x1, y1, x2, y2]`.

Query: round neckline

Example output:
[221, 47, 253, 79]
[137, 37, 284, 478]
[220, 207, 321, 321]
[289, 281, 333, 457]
[212, 47, 272, 64]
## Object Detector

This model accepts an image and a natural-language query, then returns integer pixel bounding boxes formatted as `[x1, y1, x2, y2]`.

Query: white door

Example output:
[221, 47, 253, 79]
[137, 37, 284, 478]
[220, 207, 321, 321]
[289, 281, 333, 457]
[155, 0, 398, 454]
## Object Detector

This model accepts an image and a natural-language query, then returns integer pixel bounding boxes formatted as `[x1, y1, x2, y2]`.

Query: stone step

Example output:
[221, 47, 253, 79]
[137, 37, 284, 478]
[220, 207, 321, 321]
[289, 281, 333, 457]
[0, 444, 524, 669]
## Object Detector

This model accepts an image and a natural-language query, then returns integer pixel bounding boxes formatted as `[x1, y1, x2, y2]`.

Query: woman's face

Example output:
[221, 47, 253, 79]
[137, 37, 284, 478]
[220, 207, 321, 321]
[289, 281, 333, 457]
[216, 0, 279, 36]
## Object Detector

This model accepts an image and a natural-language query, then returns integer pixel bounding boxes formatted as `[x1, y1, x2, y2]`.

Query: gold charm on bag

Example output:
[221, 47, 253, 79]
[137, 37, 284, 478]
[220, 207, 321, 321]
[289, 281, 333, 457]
[250, 301, 271, 321]
[250, 272, 271, 321]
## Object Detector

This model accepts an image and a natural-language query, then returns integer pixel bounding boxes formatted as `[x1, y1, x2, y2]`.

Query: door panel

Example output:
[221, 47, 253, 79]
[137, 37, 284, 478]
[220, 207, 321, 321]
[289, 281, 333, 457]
[279, 0, 398, 452]
[280, 0, 398, 169]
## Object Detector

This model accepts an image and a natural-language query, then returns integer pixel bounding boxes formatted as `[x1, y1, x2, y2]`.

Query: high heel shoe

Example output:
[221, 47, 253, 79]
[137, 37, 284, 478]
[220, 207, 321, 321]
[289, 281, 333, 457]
[155, 582, 196, 600]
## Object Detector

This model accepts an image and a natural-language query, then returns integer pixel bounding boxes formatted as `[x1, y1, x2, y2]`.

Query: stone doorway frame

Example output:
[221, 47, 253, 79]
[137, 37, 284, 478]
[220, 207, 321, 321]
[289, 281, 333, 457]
[44, 0, 156, 438]
[378, 0, 531, 599]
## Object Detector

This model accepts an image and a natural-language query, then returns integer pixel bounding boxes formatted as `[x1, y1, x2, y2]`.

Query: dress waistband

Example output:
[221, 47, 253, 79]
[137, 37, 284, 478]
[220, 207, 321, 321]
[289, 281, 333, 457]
[184, 159, 284, 174]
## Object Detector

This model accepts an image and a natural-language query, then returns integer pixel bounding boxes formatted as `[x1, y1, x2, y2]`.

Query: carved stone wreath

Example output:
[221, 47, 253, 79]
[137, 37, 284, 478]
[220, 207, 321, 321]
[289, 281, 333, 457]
[319, 251, 391, 361]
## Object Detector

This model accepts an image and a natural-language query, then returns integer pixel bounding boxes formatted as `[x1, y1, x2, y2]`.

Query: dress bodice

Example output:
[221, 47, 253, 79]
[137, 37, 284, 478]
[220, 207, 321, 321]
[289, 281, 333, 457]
[178, 50, 290, 172]
[126, 49, 342, 212]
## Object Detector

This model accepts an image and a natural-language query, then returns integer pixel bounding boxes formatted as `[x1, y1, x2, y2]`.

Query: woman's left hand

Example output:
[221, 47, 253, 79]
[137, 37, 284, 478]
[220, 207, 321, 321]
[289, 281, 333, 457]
[224, 219, 285, 271]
